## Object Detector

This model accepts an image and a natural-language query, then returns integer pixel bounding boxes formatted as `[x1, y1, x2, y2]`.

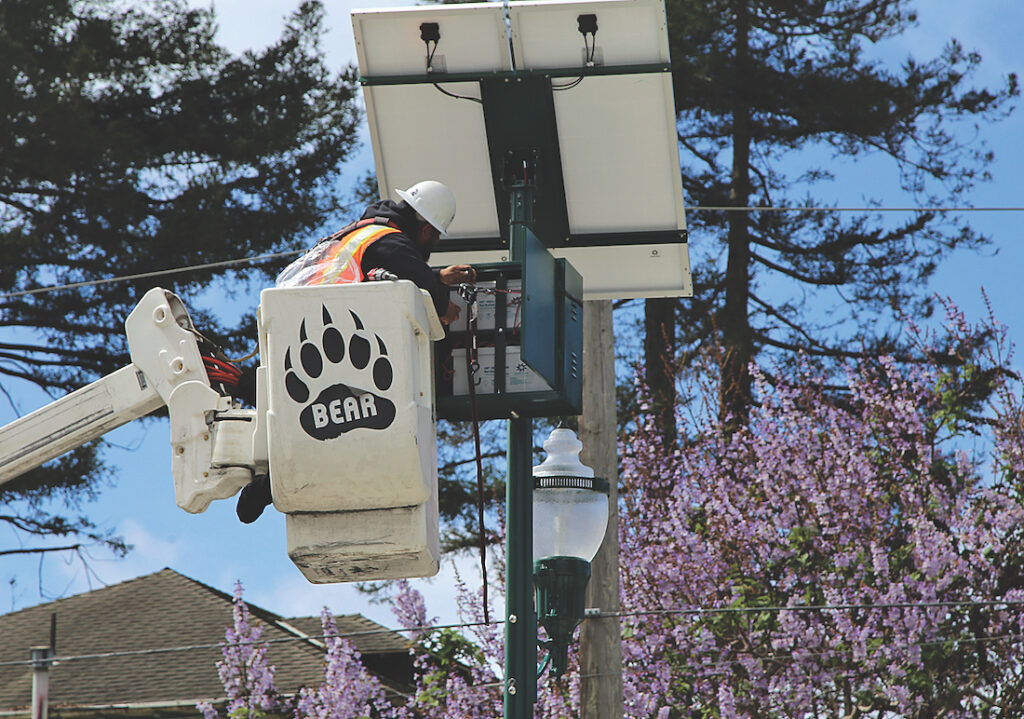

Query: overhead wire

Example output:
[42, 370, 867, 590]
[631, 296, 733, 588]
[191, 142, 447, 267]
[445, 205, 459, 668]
[560, 632, 1024, 684]
[4, 205, 1020, 302]
[0, 619, 494, 669]
[588, 598, 1024, 619]
[0, 249, 302, 300]
[685, 205, 1024, 212]
[4, 629, 1023, 687]
[480, 631, 1024, 688]
[1, 598, 1021, 669]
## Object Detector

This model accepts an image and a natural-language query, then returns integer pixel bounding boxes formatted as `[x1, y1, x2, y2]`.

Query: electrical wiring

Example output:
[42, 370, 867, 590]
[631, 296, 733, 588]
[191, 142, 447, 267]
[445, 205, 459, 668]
[551, 75, 585, 91]
[471, 286, 523, 333]
[686, 205, 1024, 212]
[456, 281, 491, 625]
[552, 30, 595, 92]
[1, 205, 1021, 302]
[201, 355, 243, 389]
[0, 619, 495, 668]
[0, 248, 303, 300]
[5, 629, 1023, 684]
[432, 82, 484, 104]
[2, 598, 1022, 669]
[525, 635, 1024, 691]
[425, 37, 483, 105]
[510, 295, 523, 333]
[490, 630, 1024, 687]
[613, 632, 1024, 681]
[588, 598, 1024, 620]
[474, 287, 522, 295]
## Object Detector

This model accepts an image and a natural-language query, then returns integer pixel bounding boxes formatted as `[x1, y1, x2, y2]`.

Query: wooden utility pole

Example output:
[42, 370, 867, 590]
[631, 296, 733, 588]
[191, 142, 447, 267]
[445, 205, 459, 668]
[578, 300, 623, 718]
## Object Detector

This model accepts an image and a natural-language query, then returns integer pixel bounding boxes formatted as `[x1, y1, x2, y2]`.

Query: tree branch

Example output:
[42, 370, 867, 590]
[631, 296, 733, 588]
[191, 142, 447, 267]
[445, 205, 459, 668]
[0, 544, 82, 557]
[750, 250, 842, 286]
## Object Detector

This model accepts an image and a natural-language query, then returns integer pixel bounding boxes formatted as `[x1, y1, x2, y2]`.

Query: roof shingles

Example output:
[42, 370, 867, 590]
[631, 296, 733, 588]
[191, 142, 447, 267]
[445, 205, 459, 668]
[0, 568, 408, 711]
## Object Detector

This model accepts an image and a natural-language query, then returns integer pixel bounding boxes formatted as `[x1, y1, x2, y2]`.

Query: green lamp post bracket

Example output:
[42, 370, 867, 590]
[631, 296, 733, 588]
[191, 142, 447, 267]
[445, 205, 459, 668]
[358, 63, 671, 86]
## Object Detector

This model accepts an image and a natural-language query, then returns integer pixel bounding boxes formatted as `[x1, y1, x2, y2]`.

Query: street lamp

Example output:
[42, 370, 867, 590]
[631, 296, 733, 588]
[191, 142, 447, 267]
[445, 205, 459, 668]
[532, 427, 609, 677]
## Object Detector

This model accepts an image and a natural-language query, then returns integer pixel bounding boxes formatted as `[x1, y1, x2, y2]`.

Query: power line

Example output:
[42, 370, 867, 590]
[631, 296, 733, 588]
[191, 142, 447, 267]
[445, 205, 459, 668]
[0, 249, 302, 300]
[684, 205, 1024, 212]
[6, 625, 1020, 689]
[609, 631, 1024, 682]
[589, 598, 1024, 620]
[0, 620, 492, 669]
[2, 598, 1021, 669]
[2, 202, 1021, 302]
[484, 631, 1024, 690]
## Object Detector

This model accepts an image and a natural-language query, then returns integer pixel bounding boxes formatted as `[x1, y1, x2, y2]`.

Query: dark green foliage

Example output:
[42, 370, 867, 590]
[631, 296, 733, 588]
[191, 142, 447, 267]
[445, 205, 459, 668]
[0, 0, 361, 559]
[0, 442, 129, 559]
[436, 419, 507, 553]
[405, 627, 487, 710]
[435, 417, 563, 554]
[1, 0, 360, 391]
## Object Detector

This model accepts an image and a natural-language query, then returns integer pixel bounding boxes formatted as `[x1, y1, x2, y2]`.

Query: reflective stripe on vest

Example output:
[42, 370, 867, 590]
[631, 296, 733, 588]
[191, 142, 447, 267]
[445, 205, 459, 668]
[302, 224, 402, 286]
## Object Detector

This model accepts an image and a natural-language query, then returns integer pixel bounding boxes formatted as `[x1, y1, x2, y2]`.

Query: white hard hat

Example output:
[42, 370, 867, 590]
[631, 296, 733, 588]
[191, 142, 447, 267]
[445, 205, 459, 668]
[395, 180, 456, 235]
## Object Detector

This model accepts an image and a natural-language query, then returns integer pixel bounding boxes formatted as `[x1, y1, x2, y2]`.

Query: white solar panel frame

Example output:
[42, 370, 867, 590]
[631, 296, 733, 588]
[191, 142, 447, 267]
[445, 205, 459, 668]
[351, 0, 690, 299]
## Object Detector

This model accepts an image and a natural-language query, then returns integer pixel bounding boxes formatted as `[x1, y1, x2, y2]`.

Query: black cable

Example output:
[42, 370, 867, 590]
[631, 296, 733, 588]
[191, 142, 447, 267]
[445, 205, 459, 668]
[426, 38, 438, 68]
[552, 76, 585, 91]
[432, 83, 483, 104]
[589, 598, 1024, 622]
[552, 28, 595, 91]
[3, 599, 1023, 669]
[2, 207, 1020, 301]
[462, 290, 490, 626]
[425, 37, 483, 104]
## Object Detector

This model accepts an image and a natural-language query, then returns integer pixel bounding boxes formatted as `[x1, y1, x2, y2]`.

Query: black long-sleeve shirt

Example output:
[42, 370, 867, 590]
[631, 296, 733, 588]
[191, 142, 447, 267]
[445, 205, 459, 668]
[358, 199, 448, 317]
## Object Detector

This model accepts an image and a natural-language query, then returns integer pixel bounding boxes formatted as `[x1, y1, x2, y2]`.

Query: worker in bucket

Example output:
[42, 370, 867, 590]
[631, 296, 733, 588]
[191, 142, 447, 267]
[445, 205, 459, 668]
[275, 179, 474, 324]
[236, 180, 475, 523]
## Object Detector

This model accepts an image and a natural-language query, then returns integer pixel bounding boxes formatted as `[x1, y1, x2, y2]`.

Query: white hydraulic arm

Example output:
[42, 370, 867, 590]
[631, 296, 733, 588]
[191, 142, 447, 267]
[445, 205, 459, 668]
[1, 282, 447, 584]
[0, 288, 257, 513]
[0, 365, 163, 486]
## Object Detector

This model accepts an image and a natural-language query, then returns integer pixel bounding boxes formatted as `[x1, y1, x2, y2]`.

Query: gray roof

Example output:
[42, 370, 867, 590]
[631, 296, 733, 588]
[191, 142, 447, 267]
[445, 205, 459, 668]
[0, 568, 411, 713]
[282, 614, 411, 654]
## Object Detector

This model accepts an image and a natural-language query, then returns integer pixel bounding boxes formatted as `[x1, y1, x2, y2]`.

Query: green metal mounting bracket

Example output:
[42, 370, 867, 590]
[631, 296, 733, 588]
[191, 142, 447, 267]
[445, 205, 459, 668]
[359, 63, 671, 86]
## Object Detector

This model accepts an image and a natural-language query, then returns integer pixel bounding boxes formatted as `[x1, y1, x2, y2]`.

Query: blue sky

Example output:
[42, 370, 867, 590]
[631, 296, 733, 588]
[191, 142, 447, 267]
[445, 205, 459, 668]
[2, 0, 1022, 634]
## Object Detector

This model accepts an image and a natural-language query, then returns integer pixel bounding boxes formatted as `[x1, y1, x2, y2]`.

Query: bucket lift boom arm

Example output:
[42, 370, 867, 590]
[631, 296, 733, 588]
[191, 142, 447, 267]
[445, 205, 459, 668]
[0, 288, 257, 513]
[0, 365, 163, 486]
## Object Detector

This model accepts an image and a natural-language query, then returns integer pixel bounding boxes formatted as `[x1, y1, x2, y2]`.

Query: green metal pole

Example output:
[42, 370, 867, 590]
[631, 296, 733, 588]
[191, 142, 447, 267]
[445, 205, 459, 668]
[505, 415, 536, 717]
[504, 182, 536, 717]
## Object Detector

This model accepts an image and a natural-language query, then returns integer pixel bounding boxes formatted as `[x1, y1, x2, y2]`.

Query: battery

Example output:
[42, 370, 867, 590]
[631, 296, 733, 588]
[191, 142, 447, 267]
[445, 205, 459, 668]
[451, 346, 552, 395]
[448, 280, 523, 332]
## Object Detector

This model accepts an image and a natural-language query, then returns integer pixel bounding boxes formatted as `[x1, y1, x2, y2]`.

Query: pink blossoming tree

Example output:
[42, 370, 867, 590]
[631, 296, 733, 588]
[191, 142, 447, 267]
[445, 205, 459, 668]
[618, 303, 1024, 718]
[198, 582, 284, 719]
[200, 583, 397, 719]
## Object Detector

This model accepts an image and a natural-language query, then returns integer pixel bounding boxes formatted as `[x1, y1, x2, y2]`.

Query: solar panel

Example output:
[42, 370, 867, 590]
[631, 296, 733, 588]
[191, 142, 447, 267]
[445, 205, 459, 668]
[352, 0, 691, 299]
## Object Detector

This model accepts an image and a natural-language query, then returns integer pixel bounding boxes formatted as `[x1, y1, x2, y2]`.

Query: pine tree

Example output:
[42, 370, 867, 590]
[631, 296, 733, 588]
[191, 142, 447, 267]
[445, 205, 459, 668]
[649, 0, 1018, 424]
[0, 0, 361, 558]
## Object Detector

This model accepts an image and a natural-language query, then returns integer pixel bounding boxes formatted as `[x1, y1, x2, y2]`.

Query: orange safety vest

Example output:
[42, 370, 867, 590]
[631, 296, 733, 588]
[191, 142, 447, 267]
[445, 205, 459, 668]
[299, 221, 402, 286]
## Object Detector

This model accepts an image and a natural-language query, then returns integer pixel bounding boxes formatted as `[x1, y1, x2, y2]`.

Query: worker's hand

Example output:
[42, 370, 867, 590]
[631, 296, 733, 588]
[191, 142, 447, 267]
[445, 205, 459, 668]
[440, 301, 462, 325]
[440, 264, 476, 286]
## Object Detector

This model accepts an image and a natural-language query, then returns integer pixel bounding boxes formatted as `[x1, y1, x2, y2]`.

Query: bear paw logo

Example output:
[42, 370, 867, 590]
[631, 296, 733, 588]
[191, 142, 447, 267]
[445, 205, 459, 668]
[283, 306, 396, 440]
